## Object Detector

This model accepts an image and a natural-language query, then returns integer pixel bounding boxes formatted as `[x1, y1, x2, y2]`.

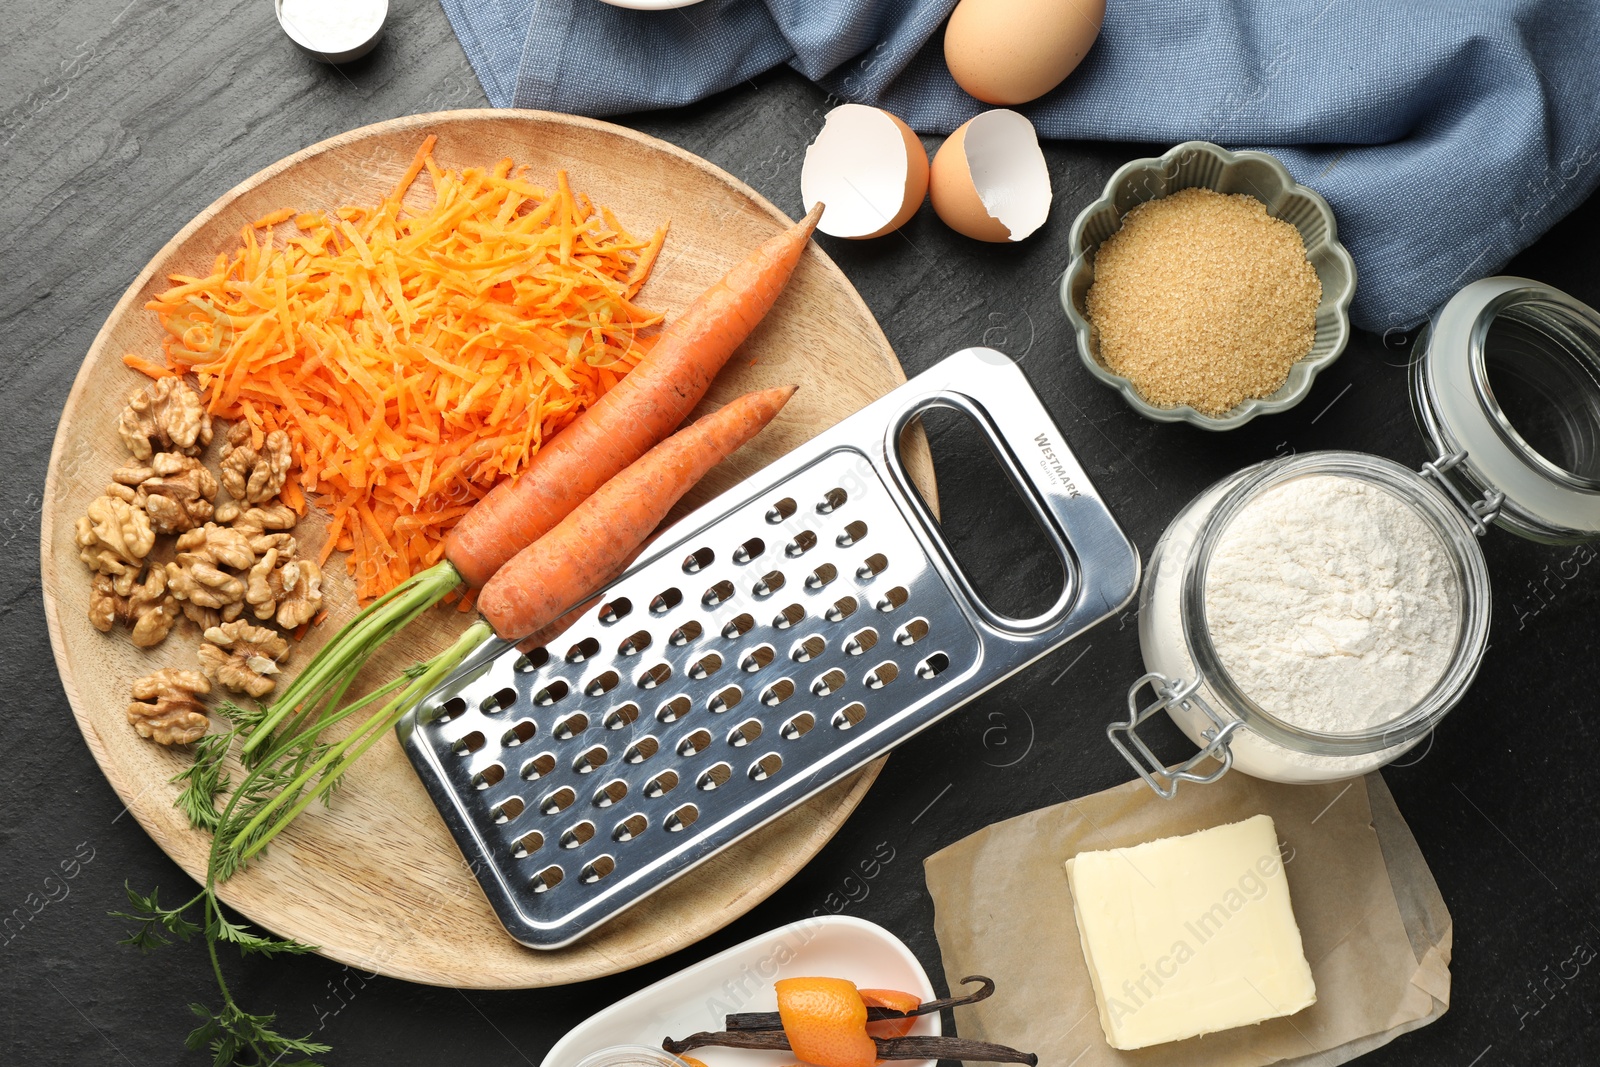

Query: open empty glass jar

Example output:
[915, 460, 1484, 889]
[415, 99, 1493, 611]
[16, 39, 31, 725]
[1110, 277, 1600, 796]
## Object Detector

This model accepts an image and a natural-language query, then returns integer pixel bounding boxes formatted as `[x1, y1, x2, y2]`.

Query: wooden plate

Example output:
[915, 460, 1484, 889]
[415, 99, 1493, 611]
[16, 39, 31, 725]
[39, 110, 934, 988]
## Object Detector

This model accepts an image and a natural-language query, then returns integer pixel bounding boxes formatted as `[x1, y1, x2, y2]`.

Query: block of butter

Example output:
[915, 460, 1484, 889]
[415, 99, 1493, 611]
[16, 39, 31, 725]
[1064, 813, 1316, 1051]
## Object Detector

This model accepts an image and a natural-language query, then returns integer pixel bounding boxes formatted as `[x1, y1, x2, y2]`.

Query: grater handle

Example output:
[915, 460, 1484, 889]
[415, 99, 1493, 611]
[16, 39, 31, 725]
[881, 347, 1140, 639]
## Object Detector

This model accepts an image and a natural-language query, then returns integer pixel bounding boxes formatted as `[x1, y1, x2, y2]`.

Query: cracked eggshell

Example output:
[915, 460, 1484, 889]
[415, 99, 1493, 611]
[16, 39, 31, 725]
[929, 110, 1053, 243]
[801, 104, 930, 240]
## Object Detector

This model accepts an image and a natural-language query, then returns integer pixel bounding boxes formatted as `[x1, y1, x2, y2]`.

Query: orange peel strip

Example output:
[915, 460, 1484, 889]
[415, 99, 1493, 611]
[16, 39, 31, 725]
[775, 977, 877, 1067]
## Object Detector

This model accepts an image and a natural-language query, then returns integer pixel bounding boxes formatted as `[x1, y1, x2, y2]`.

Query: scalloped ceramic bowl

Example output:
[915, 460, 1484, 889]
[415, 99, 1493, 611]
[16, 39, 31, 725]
[1060, 141, 1356, 431]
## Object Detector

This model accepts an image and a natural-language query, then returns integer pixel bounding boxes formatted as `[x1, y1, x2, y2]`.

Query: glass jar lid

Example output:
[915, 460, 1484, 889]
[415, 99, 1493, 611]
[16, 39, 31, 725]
[1412, 276, 1600, 543]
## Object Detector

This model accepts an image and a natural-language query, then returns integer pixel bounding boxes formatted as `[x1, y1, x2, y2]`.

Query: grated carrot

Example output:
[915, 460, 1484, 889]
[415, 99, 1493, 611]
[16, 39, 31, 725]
[143, 138, 668, 601]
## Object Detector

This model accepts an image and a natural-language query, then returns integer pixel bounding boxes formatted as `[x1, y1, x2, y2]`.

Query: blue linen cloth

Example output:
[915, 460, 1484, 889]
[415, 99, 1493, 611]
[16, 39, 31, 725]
[438, 0, 1600, 332]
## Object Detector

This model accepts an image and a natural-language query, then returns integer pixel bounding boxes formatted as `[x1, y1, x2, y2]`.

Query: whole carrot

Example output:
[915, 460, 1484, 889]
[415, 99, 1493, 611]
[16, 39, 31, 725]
[446, 202, 824, 588]
[480, 384, 798, 640]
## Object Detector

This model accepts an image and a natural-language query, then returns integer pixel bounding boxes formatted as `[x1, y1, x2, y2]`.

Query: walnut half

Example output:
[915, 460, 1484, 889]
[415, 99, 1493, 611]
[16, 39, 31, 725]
[76, 489, 156, 595]
[113, 453, 218, 535]
[118, 377, 213, 461]
[90, 568, 179, 648]
[220, 422, 292, 504]
[198, 620, 290, 698]
[246, 550, 323, 629]
[127, 668, 210, 745]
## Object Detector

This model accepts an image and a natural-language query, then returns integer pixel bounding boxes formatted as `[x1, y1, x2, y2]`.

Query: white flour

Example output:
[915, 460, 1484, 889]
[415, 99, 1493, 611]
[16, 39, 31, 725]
[1203, 475, 1461, 734]
[279, 0, 384, 51]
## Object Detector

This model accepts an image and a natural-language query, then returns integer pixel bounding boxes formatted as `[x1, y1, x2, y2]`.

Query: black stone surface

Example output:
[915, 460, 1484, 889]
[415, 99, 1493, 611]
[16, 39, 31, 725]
[3, 1, 1597, 1064]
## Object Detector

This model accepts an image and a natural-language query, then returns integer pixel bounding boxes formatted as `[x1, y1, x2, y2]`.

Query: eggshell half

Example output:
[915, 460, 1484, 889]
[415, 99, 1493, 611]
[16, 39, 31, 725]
[802, 104, 930, 240]
[944, 0, 1106, 106]
[929, 110, 1052, 242]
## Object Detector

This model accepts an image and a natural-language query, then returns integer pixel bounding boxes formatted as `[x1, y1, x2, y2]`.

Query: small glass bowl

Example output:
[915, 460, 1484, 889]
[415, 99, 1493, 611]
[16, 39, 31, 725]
[1059, 141, 1356, 431]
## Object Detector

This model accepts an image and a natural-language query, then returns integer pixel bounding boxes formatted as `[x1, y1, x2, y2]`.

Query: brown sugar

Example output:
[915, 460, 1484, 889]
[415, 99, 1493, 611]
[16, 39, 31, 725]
[1085, 187, 1322, 417]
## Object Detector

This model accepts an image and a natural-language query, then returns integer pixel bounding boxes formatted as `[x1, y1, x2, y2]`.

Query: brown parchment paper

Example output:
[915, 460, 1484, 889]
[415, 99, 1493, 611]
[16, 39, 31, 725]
[924, 773, 1451, 1067]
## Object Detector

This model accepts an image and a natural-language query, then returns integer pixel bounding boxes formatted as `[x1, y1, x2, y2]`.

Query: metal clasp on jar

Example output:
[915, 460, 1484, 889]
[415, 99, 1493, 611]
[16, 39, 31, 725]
[1418, 450, 1504, 536]
[1108, 672, 1241, 798]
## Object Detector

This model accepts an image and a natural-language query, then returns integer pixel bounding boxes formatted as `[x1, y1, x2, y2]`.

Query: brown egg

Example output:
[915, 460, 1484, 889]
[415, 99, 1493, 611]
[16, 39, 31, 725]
[944, 0, 1106, 106]
[801, 104, 930, 240]
[929, 110, 1052, 243]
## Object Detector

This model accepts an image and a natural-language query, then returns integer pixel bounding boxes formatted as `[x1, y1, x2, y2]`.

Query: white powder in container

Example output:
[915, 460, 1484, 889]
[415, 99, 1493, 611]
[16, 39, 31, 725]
[1204, 474, 1462, 735]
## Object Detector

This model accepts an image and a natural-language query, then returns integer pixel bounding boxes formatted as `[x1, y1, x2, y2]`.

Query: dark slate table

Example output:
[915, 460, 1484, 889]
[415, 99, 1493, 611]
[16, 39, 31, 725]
[4, 1, 1596, 1064]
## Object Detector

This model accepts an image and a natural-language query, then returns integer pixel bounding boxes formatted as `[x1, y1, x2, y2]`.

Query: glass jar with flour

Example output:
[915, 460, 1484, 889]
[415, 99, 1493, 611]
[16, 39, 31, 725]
[1110, 277, 1600, 795]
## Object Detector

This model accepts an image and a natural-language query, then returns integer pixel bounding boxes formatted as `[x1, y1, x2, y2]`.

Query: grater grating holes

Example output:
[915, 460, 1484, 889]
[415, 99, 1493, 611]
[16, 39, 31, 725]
[566, 637, 600, 663]
[613, 814, 647, 841]
[552, 713, 588, 740]
[865, 662, 899, 689]
[521, 752, 556, 780]
[687, 652, 722, 679]
[512, 830, 544, 858]
[734, 537, 765, 564]
[533, 680, 569, 706]
[677, 729, 712, 757]
[670, 620, 703, 645]
[916, 652, 951, 679]
[665, 804, 699, 831]
[856, 553, 889, 580]
[644, 770, 678, 797]
[786, 530, 818, 557]
[584, 670, 620, 697]
[514, 648, 549, 673]
[817, 487, 848, 513]
[811, 668, 847, 697]
[572, 745, 607, 773]
[650, 587, 683, 614]
[539, 787, 577, 815]
[703, 580, 735, 607]
[559, 821, 595, 848]
[531, 865, 563, 892]
[682, 547, 715, 573]
[580, 855, 615, 883]
[826, 596, 857, 622]
[437, 696, 467, 723]
[780, 712, 815, 739]
[833, 702, 867, 729]
[501, 720, 537, 747]
[749, 753, 783, 781]
[619, 630, 651, 656]
[471, 763, 505, 790]
[836, 520, 868, 547]
[895, 618, 929, 645]
[752, 570, 786, 597]
[603, 703, 640, 730]
[740, 645, 775, 672]
[806, 563, 838, 590]
[766, 497, 797, 523]
[656, 695, 690, 723]
[760, 679, 795, 706]
[697, 762, 732, 790]
[842, 627, 878, 655]
[792, 634, 826, 662]
[623, 737, 658, 764]
[593, 779, 627, 807]
[774, 603, 805, 629]
[637, 662, 672, 689]
[709, 686, 742, 713]
[722, 613, 755, 639]
[597, 597, 632, 624]
[481, 687, 517, 714]
[727, 719, 763, 747]
[493, 796, 526, 823]
[453, 730, 486, 755]
[875, 586, 909, 612]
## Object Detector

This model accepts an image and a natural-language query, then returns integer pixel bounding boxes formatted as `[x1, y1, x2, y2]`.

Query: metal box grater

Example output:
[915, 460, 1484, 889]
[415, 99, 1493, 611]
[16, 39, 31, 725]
[397, 347, 1140, 949]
